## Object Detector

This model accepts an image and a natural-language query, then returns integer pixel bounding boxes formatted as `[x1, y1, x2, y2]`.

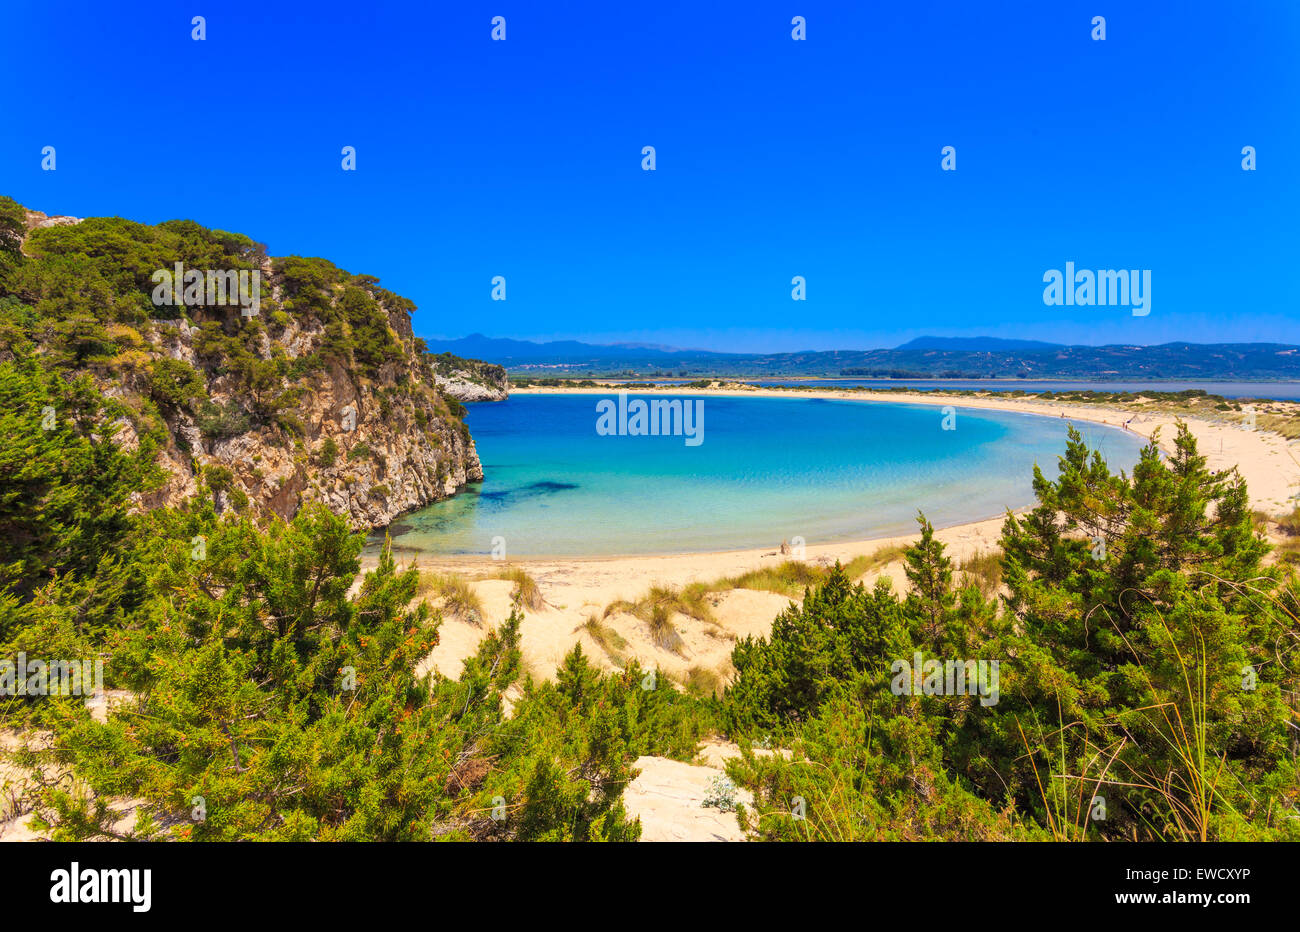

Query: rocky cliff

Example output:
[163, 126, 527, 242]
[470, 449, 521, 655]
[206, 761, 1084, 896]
[1, 201, 482, 530]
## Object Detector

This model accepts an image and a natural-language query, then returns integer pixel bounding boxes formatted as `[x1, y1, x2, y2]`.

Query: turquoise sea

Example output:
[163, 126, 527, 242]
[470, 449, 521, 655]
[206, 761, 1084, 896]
[375, 394, 1148, 557]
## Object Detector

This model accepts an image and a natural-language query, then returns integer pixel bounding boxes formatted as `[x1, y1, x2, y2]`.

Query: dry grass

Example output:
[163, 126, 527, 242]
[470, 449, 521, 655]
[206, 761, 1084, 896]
[1256, 412, 1300, 440]
[648, 602, 685, 653]
[605, 583, 715, 626]
[600, 547, 913, 650]
[682, 665, 725, 698]
[417, 571, 485, 626]
[843, 545, 907, 580]
[580, 614, 628, 665]
[1260, 507, 1300, 566]
[1275, 506, 1300, 538]
[710, 546, 905, 599]
[493, 566, 544, 611]
[1273, 538, 1300, 567]
[960, 549, 1004, 598]
[717, 560, 825, 598]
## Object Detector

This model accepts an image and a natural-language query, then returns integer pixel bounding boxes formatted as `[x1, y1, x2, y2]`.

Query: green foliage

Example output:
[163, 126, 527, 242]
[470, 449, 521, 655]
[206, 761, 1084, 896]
[720, 425, 1300, 841]
[0, 199, 444, 508]
[317, 437, 339, 467]
[0, 196, 26, 257]
[272, 258, 404, 379]
[193, 398, 251, 439]
[701, 775, 739, 811]
[0, 360, 162, 605]
[146, 357, 204, 411]
[5, 500, 711, 841]
[987, 424, 1292, 840]
[724, 567, 911, 737]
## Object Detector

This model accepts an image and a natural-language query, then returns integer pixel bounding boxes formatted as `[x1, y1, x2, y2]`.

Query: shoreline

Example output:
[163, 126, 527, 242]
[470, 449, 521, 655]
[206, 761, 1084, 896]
[362, 385, 1300, 683]
[372, 384, 1299, 571]
[518, 375, 1300, 385]
[515, 381, 1298, 498]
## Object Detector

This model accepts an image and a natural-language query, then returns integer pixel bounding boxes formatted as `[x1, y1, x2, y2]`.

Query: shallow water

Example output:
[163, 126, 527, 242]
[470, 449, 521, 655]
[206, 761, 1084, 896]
[372, 393, 1147, 557]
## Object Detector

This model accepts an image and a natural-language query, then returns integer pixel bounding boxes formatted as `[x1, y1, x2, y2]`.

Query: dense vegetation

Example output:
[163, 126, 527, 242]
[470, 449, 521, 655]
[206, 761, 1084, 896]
[0, 395, 706, 839]
[721, 426, 1299, 840]
[0, 195, 412, 393]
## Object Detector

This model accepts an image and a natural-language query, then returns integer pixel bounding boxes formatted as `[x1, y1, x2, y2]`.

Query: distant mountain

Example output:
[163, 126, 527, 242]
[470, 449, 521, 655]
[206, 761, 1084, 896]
[608, 340, 699, 352]
[421, 333, 730, 365]
[896, 336, 1064, 352]
[424, 333, 1300, 381]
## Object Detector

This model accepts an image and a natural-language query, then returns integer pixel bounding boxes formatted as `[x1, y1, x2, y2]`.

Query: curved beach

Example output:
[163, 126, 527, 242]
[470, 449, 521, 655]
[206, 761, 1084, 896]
[363, 387, 1300, 685]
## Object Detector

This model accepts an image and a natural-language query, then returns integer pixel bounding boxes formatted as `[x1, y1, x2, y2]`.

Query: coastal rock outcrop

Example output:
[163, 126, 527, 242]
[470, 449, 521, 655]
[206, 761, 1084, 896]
[135, 327, 485, 529]
[2, 201, 483, 530]
[430, 352, 510, 402]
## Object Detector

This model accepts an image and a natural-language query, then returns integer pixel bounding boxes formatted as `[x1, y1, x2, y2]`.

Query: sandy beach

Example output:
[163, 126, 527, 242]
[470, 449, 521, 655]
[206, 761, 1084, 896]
[369, 386, 1300, 687]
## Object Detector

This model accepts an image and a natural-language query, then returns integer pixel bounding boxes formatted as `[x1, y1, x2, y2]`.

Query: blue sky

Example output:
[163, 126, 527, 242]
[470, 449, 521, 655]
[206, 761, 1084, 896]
[3, 1, 1296, 351]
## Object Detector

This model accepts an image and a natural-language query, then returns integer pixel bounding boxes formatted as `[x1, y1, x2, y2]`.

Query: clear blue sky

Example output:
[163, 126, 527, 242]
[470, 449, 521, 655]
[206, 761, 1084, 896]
[3, 1, 1296, 351]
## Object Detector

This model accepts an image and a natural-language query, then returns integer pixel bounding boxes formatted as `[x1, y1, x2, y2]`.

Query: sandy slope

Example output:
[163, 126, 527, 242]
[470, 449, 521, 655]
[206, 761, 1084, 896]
[624, 752, 751, 842]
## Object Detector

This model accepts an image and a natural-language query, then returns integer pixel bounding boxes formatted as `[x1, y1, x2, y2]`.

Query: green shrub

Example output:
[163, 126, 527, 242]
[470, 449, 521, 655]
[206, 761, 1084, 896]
[721, 426, 1299, 842]
[194, 398, 251, 439]
[318, 437, 339, 467]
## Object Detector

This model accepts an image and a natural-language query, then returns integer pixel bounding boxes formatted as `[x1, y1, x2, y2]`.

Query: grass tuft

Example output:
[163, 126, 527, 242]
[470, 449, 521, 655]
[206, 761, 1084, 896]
[418, 571, 485, 626]
[720, 560, 825, 598]
[683, 665, 724, 699]
[493, 566, 545, 611]
[843, 545, 907, 580]
[648, 602, 686, 653]
[580, 614, 628, 665]
[960, 550, 1004, 598]
[605, 583, 715, 626]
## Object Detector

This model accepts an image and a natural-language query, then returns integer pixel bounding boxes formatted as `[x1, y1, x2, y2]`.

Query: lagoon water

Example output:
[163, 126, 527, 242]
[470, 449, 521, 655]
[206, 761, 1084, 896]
[379, 394, 1147, 557]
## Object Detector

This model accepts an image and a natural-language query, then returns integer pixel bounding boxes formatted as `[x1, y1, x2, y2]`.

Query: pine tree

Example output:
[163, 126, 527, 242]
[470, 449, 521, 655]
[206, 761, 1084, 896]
[903, 512, 955, 646]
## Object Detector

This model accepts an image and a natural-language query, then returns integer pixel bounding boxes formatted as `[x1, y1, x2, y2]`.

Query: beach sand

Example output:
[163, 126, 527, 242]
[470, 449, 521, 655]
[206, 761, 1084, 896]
[372, 386, 1300, 687]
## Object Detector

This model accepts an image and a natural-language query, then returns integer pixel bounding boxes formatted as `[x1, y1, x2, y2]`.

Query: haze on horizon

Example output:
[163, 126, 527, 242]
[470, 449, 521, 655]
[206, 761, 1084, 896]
[3, 0, 1296, 351]
[423, 331, 1299, 356]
